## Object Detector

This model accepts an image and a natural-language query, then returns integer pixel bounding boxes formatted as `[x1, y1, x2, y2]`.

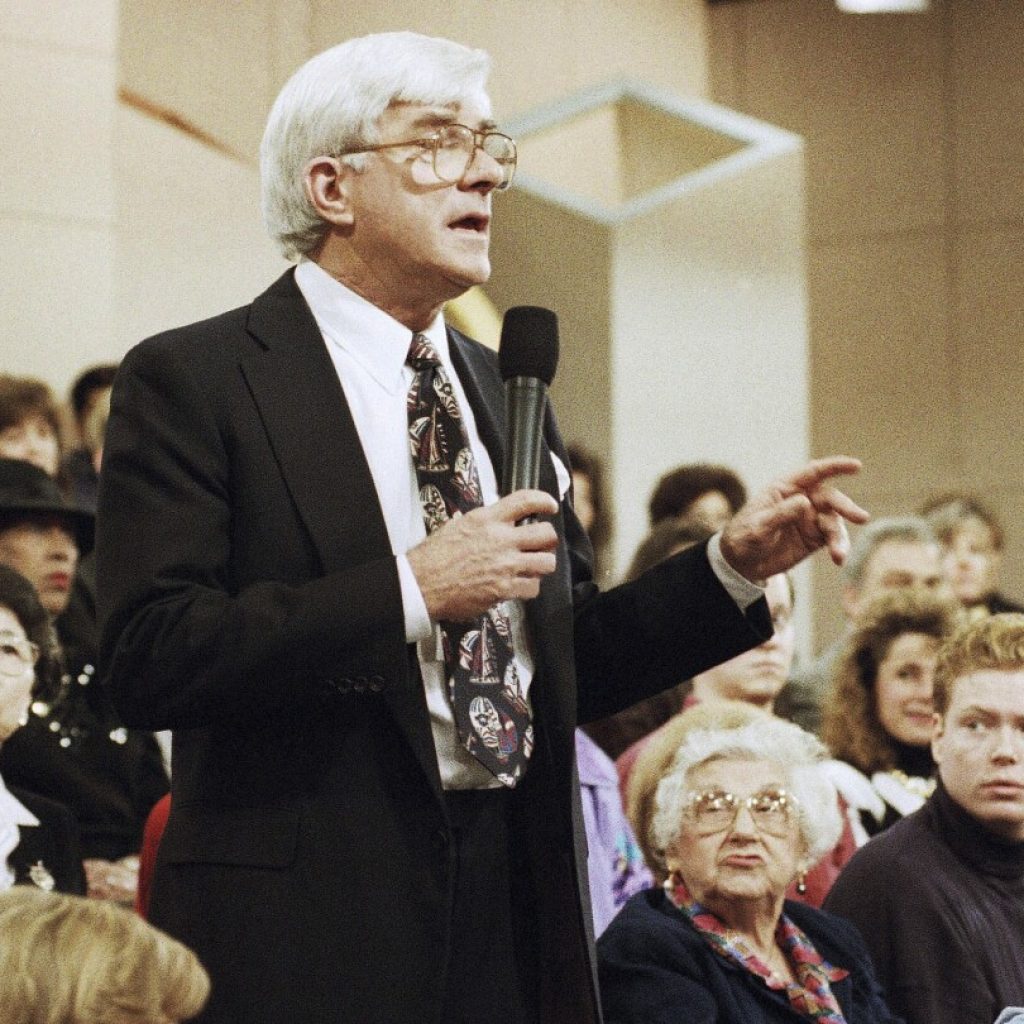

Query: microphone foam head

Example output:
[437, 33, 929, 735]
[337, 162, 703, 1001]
[498, 306, 559, 385]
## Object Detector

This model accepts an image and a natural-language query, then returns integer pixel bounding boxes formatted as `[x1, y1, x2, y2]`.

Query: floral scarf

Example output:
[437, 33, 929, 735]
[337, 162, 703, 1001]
[664, 874, 849, 1023]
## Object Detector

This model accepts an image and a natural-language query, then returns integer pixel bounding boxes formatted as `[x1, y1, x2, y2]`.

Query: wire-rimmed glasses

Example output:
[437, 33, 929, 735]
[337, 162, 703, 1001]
[685, 788, 798, 837]
[335, 123, 517, 190]
[0, 633, 39, 678]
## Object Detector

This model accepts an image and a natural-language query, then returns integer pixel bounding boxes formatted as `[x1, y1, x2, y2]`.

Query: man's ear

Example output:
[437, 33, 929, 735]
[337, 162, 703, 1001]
[304, 156, 355, 228]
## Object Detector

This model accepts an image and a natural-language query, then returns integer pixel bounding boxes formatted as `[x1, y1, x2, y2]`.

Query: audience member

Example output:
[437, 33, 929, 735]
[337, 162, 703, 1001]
[689, 573, 795, 711]
[624, 700, 765, 881]
[821, 588, 959, 843]
[825, 613, 1024, 1024]
[0, 886, 209, 1024]
[567, 445, 653, 934]
[648, 462, 747, 531]
[567, 443, 611, 578]
[0, 459, 167, 901]
[576, 730, 653, 936]
[922, 492, 1024, 618]
[598, 717, 900, 1023]
[0, 375, 62, 480]
[616, 575, 857, 908]
[583, 519, 712, 759]
[0, 564, 84, 894]
[778, 515, 948, 733]
[62, 363, 118, 514]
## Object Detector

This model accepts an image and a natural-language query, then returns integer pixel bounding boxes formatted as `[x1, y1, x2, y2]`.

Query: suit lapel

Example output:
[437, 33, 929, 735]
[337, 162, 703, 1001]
[240, 271, 392, 573]
[240, 273, 446, 802]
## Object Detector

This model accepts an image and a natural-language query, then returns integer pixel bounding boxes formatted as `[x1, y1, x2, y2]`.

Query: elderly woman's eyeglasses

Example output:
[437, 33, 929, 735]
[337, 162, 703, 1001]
[0, 633, 39, 677]
[685, 788, 798, 837]
[335, 123, 518, 191]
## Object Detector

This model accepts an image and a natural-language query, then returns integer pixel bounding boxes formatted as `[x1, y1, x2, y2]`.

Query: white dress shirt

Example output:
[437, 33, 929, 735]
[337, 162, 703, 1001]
[293, 260, 762, 788]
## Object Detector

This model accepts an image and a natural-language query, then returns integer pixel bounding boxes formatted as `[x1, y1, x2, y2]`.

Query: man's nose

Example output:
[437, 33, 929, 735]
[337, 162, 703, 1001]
[991, 724, 1022, 762]
[461, 144, 503, 192]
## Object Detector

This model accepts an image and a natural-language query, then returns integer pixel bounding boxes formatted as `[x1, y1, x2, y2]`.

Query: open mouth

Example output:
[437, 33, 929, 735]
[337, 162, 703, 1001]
[449, 213, 489, 233]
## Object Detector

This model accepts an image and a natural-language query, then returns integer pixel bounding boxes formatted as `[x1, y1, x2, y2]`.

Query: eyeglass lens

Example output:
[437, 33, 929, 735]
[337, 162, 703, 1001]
[433, 125, 516, 189]
[0, 637, 36, 676]
[690, 789, 793, 835]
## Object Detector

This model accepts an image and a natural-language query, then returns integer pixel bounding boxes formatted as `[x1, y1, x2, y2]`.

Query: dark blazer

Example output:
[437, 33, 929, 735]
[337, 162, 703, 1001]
[97, 270, 769, 1024]
[598, 888, 903, 1024]
[7, 785, 86, 895]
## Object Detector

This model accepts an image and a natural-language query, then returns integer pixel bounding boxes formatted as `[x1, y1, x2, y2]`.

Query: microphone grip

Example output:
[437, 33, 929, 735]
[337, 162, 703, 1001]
[502, 378, 547, 521]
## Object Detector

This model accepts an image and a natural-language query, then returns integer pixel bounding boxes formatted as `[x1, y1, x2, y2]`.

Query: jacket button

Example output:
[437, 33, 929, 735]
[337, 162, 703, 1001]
[369, 675, 385, 693]
[432, 828, 450, 853]
[338, 678, 353, 694]
[353, 675, 368, 693]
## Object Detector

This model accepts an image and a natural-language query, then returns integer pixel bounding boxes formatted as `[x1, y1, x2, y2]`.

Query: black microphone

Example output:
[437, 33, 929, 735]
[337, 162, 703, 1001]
[499, 306, 559, 500]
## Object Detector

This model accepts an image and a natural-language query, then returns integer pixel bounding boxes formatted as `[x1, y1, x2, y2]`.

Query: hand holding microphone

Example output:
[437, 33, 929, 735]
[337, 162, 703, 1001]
[407, 305, 561, 621]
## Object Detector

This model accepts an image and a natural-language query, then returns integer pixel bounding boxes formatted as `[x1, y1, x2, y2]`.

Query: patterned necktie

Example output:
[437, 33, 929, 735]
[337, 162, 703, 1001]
[406, 332, 533, 786]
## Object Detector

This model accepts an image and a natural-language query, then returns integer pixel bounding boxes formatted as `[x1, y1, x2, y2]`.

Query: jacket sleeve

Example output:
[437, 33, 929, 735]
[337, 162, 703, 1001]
[97, 336, 407, 731]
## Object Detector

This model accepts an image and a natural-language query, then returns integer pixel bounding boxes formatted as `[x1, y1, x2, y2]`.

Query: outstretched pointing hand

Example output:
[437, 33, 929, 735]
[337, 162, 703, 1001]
[719, 457, 869, 583]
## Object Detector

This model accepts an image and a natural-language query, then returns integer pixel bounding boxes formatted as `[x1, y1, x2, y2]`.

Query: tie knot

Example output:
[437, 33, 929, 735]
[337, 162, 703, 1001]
[407, 333, 442, 371]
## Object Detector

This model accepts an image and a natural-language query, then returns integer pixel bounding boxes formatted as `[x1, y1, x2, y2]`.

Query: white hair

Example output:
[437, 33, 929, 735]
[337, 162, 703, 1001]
[651, 717, 843, 866]
[260, 31, 492, 261]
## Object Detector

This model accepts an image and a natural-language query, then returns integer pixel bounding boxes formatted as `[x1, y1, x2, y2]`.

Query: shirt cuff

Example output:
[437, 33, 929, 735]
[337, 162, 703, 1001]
[397, 554, 433, 643]
[707, 532, 765, 612]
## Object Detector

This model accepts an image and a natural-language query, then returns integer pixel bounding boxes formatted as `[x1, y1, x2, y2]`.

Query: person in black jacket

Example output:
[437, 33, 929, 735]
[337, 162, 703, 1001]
[599, 716, 901, 1023]
[0, 564, 84, 894]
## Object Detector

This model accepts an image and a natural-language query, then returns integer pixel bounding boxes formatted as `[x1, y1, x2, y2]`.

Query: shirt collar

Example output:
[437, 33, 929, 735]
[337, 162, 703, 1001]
[294, 260, 450, 394]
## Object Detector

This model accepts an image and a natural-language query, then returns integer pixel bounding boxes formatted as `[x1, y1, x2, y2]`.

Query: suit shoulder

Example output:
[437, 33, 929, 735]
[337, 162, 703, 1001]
[125, 302, 253, 367]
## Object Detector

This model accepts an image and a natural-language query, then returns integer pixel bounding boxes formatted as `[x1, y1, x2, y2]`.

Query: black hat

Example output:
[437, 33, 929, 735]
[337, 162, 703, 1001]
[0, 458, 94, 554]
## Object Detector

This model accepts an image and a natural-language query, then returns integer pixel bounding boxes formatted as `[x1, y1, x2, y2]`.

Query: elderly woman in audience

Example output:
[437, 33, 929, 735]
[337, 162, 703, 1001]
[0, 564, 84, 894]
[0, 887, 209, 1023]
[598, 717, 901, 1023]
[821, 588, 959, 843]
[922, 492, 1024, 618]
[0, 375, 63, 479]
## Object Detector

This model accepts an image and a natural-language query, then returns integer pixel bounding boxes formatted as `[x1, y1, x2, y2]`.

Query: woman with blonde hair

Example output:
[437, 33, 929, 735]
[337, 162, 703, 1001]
[821, 587, 959, 842]
[0, 886, 209, 1024]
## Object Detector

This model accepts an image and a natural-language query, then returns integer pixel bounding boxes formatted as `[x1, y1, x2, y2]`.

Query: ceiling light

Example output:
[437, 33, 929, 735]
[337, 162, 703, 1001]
[836, 0, 929, 11]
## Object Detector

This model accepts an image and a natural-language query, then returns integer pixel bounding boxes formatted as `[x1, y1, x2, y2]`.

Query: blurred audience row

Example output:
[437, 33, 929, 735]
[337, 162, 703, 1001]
[1, 363, 1022, 1024]
[569, 446, 1024, 1024]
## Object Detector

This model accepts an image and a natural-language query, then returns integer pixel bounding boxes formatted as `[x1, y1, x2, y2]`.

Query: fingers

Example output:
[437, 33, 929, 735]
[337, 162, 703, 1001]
[784, 456, 862, 493]
[819, 512, 851, 566]
[811, 484, 870, 525]
[493, 489, 559, 524]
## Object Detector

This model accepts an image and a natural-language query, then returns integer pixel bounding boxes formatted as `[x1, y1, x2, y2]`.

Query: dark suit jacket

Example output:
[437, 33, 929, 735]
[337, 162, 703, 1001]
[8, 785, 86, 895]
[97, 270, 769, 1024]
[598, 888, 903, 1024]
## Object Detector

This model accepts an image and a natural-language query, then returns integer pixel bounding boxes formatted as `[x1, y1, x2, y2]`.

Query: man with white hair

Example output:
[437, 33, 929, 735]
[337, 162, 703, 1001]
[98, 31, 866, 1024]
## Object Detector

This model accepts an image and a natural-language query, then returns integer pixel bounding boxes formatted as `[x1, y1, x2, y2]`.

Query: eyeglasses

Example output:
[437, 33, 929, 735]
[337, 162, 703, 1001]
[685, 788, 798, 837]
[335, 123, 518, 191]
[0, 633, 38, 677]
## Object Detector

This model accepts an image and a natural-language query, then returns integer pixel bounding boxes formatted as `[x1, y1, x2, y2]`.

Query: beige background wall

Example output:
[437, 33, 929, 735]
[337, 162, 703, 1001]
[4, 0, 1021, 651]
[707, 0, 1024, 651]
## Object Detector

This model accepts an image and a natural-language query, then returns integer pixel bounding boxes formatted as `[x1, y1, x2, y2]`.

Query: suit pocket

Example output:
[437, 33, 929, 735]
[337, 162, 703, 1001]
[159, 805, 299, 868]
